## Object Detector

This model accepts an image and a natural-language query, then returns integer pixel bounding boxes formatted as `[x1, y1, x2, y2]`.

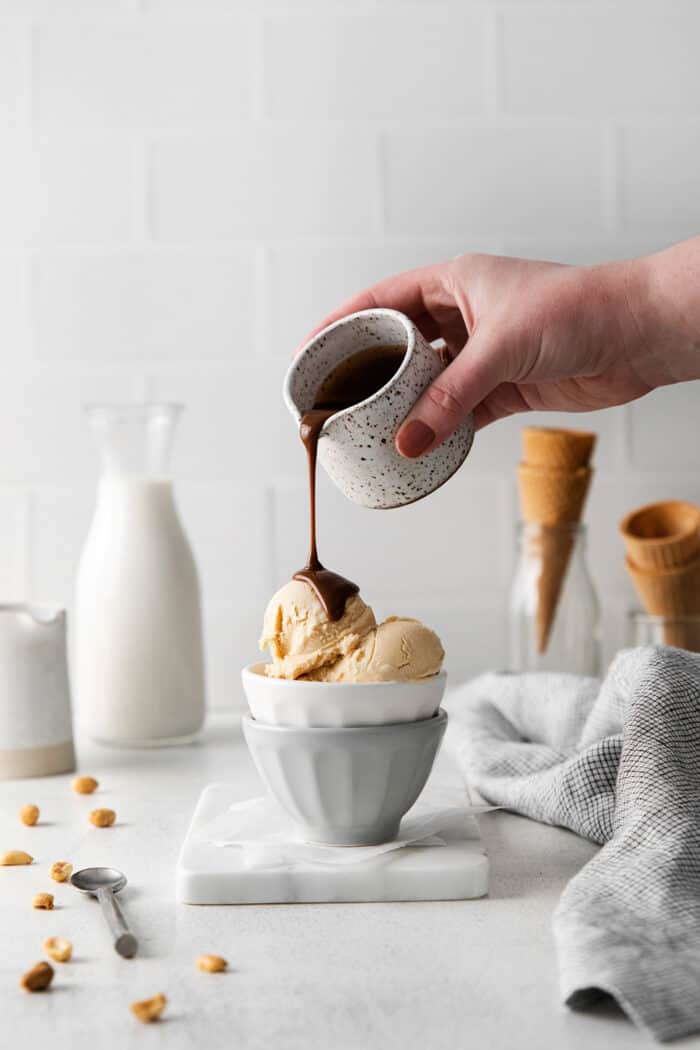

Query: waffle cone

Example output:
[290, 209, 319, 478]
[620, 500, 700, 571]
[518, 464, 592, 525]
[626, 556, 700, 618]
[528, 526, 576, 653]
[522, 427, 596, 471]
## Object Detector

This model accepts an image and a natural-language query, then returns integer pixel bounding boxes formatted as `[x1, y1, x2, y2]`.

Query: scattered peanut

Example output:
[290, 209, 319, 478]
[44, 937, 72, 964]
[196, 954, 228, 973]
[89, 808, 115, 828]
[50, 861, 73, 883]
[19, 804, 39, 827]
[0, 850, 33, 866]
[130, 993, 167, 1024]
[32, 892, 54, 910]
[20, 961, 54, 992]
[72, 775, 98, 795]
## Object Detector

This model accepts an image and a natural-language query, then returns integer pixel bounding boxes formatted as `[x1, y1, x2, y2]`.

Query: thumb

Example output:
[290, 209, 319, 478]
[395, 333, 505, 458]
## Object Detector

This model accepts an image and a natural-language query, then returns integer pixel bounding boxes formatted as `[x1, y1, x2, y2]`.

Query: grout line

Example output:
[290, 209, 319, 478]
[483, 10, 504, 116]
[21, 488, 35, 601]
[131, 137, 149, 245]
[253, 243, 271, 356]
[251, 13, 266, 122]
[374, 129, 387, 235]
[620, 403, 634, 468]
[601, 121, 622, 236]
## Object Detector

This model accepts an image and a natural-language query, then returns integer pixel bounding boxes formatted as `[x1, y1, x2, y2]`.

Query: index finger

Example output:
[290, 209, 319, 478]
[295, 264, 449, 352]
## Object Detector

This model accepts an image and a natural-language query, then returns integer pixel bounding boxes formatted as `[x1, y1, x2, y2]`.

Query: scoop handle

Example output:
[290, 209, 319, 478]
[96, 886, 138, 958]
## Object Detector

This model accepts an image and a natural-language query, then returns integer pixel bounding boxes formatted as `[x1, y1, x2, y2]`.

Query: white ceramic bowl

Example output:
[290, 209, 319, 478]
[242, 663, 447, 728]
[242, 710, 448, 845]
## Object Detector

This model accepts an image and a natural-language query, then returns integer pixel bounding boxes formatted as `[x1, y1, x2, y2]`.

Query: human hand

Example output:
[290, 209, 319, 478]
[301, 252, 659, 458]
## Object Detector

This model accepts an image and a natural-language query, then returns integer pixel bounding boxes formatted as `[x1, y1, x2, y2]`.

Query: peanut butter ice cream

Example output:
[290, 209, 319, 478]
[260, 580, 444, 683]
[259, 579, 376, 679]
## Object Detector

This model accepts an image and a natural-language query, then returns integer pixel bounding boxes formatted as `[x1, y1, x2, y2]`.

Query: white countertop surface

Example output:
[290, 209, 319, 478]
[1, 712, 690, 1050]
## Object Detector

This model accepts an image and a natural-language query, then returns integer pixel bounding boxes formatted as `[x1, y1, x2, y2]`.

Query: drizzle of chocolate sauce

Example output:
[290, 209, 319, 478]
[293, 345, 406, 620]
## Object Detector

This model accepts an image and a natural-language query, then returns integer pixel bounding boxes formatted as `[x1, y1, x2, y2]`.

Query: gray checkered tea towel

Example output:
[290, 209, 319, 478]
[443, 645, 700, 1043]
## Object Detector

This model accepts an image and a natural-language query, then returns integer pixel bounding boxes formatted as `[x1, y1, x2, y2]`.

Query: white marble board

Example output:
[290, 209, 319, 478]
[176, 782, 489, 905]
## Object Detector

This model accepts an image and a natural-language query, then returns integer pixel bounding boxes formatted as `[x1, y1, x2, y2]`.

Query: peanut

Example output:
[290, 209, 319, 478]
[0, 850, 33, 866]
[130, 993, 167, 1024]
[72, 775, 98, 795]
[50, 861, 73, 883]
[20, 961, 54, 992]
[89, 808, 115, 828]
[196, 954, 228, 973]
[44, 937, 72, 964]
[19, 804, 39, 827]
[32, 892, 54, 910]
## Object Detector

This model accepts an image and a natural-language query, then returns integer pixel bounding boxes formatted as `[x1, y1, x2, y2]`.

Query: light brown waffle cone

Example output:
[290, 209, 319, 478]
[620, 500, 700, 571]
[527, 525, 576, 653]
[518, 465, 593, 651]
[626, 556, 700, 618]
[518, 464, 593, 525]
[522, 427, 596, 471]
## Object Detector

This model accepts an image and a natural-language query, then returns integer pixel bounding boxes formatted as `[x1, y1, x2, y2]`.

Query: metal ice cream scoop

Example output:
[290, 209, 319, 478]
[71, 867, 137, 958]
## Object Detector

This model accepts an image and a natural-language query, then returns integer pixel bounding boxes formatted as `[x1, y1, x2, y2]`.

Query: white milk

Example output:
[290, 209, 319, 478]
[75, 477, 205, 746]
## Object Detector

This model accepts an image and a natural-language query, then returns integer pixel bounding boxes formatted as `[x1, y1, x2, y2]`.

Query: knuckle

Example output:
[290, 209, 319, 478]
[425, 382, 465, 417]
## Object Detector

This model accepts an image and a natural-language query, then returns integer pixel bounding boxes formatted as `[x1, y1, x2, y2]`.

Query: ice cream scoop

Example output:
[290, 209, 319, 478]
[259, 578, 444, 685]
[304, 617, 444, 683]
[259, 578, 376, 680]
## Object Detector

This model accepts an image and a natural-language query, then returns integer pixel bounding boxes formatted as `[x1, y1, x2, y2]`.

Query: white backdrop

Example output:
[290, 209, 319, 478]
[1, 0, 699, 710]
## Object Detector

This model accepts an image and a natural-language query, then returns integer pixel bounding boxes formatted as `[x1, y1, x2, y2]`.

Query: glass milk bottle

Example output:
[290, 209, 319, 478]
[75, 404, 205, 746]
[508, 522, 601, 676]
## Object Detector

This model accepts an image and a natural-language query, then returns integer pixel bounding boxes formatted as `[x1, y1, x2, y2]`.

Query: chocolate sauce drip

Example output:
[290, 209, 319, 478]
[293, 345, 406, 621]
[293, 409, 359, 621]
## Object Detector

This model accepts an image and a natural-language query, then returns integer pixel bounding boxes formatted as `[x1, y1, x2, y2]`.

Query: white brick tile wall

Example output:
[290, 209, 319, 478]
[0, 487, 27, 598]
[151, 363, 300, 484]
[0, 21, 27, 127]
[265, 237, 490, 355]
[178, 481, 274, 606]
[34, 19, 254, 128]
[0, 138, 32, 245]
[33, 136, 135, 243]
[263, 13, 485, 120]
[271, 470, 511, 599]
[0, 373, 137, 483]
[0, 256, 26, 359]
[620, 123, 700, 230]
[0, 0, 695, 709]
[502, 6, 700, 115]
[26, 483, 93, 604]
[204, 600, 260, 711]
[34, 250, 254, 362]
[383, 125, 605, 235]
[149, 128, 379, 240]
[628, 383, 700, 471]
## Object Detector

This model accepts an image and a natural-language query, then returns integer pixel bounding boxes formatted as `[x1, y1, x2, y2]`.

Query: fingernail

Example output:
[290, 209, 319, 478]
[396, 419, 436, 458]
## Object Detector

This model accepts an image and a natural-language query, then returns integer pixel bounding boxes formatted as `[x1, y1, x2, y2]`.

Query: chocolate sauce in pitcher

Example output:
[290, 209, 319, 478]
[294, 344, 407, 620]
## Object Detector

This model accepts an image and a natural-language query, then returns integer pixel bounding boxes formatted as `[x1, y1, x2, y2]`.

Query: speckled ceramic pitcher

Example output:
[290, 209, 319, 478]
[284, 309, 474, 509]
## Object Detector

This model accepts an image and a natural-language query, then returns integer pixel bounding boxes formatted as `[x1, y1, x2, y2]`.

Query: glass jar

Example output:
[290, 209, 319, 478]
[628, 612, 700, 653]
[75, 404, 206, 747]
[508, 522, 601, 676]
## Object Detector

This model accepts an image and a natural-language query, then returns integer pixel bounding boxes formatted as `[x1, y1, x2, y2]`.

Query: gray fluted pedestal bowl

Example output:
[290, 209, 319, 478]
[242, 709, 447, 846]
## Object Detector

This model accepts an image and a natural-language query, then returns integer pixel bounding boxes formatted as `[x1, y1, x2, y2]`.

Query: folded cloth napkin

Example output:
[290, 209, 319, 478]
[443, 646, 700, 1044]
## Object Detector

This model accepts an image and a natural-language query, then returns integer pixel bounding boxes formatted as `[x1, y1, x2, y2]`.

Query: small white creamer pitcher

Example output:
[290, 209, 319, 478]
[284, 308, 475, 509]
[0, 604, 75, 778]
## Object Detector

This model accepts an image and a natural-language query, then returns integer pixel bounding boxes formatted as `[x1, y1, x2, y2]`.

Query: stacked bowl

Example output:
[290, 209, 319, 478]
[241, 666, 447, 846]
